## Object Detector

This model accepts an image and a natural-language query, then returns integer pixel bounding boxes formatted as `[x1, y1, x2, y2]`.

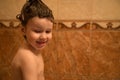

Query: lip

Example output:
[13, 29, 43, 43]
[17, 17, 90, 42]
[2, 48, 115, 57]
[36, 41, 47, 48]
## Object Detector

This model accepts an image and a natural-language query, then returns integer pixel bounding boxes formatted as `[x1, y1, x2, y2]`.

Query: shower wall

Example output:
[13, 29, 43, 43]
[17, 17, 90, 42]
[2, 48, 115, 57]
[0, 0, 120, 80]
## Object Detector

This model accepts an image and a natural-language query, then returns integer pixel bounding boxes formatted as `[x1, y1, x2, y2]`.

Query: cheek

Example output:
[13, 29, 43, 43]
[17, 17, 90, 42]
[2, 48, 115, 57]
[26, 32, 38, 41]
[48, 34, 52, 40]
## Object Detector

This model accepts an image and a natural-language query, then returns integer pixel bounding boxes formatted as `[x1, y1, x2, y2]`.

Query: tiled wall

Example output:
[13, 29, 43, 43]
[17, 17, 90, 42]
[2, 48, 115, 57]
[0, 0, 120, 80]
[0, 0, 120, 20]
[0, 20, 120, 80]
[42, 21, 120, 80]
[0, 26, 24, 80]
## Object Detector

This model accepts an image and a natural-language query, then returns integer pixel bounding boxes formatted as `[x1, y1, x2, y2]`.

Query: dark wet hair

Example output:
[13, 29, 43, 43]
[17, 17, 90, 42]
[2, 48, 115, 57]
[16, 0, 54, 26]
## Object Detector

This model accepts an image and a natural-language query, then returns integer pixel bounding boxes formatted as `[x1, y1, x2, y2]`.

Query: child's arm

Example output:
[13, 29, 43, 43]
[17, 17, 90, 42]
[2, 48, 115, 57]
[20, 53, 38, 80]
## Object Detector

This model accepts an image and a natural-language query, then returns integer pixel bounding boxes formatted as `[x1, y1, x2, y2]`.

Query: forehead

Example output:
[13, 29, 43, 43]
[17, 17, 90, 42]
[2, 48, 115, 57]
[26, 17, 53, 29]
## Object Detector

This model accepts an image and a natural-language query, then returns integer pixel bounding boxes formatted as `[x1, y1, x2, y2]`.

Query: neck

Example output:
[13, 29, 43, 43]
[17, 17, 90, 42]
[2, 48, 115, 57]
[23, 41, 41, 55]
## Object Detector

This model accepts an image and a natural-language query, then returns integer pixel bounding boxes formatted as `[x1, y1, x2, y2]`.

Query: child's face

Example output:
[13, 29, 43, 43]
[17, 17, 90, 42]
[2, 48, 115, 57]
[23, 17, 53, 50]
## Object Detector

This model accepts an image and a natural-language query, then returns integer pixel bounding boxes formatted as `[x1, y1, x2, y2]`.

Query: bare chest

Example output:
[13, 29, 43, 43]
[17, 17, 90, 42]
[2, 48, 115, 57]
[35, 56, 45, 80]
[36, 56, 44, 75]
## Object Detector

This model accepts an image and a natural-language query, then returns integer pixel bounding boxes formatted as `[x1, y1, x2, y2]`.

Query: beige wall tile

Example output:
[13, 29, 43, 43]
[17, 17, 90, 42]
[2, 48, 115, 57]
[57, 0, 93, 20]
[92, 0, 120, 20]
[0, 0, 120, 20]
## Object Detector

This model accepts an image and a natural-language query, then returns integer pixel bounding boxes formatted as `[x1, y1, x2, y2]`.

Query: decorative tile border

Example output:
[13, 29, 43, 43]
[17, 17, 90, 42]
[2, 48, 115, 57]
[55, 20, 120, 30]
[0, 21, 20, 28]
[0, 19, 120, 30]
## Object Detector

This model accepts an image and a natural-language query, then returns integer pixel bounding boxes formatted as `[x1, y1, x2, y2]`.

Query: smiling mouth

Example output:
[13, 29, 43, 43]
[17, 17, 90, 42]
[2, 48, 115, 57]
[36, 41, 47, 47]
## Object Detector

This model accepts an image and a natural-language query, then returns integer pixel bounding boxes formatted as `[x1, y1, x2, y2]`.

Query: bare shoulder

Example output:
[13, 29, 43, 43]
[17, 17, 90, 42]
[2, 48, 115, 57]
[12, 48, 36, 68]
[11, 48, 44, 80]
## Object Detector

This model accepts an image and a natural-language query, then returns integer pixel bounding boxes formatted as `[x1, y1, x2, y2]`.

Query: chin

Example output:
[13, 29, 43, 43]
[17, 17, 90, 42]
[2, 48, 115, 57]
[36, 45, 46, 50]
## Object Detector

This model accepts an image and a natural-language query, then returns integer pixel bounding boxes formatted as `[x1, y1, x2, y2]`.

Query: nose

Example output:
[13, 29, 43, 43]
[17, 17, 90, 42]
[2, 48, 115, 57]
[40, 32, 47, 39]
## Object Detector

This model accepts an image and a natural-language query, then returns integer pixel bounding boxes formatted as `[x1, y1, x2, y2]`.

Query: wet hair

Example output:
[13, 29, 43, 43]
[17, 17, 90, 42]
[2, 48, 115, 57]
[16, 0, 54, 26]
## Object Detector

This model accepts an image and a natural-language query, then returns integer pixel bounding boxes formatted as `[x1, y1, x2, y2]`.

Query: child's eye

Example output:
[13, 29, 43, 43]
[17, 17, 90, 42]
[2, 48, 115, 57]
[46, 30, 52, 33]
[34, 30, 43, 33]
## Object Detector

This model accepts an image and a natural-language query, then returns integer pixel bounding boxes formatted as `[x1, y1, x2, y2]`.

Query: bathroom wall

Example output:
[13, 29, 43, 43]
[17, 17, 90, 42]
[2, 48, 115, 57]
[0, 0, 120, 80]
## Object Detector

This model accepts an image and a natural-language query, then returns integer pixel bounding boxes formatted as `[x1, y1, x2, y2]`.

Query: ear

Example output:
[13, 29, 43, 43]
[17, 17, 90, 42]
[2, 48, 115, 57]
[21, 27, 26, 36]
[21, 27, 25, 33]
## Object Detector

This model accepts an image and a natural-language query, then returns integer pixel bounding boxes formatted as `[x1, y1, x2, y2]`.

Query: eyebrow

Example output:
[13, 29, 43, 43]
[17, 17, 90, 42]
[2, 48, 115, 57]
[32, 26, 52, 30]
[31, 25, 43, 29]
